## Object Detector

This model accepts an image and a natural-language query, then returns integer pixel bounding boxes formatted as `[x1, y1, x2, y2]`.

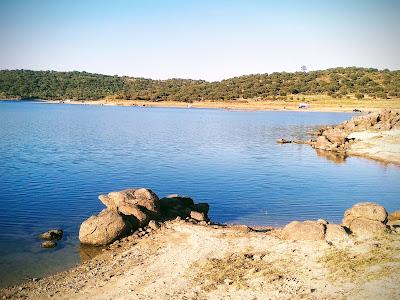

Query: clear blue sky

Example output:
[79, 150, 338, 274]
[0, 0, 399, 81]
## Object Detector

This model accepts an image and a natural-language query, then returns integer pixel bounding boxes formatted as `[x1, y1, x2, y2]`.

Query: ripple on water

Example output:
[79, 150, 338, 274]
[0, 101, 399, 287]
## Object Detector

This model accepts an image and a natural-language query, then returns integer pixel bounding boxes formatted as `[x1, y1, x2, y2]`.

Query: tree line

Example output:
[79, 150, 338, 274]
[0, 67, 399, 101]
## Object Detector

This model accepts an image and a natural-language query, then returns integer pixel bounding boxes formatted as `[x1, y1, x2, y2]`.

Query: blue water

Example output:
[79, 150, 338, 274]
[0, 100, 399, 287]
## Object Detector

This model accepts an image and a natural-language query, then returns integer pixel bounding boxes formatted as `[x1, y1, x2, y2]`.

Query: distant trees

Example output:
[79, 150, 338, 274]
[0, 67, 399, 101]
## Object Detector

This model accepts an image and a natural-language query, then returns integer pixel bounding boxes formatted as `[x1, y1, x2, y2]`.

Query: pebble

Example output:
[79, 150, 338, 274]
[224, 278, 233, 285]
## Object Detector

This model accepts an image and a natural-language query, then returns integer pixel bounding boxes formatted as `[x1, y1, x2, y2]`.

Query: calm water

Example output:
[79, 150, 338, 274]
[0, 100, 399, 287]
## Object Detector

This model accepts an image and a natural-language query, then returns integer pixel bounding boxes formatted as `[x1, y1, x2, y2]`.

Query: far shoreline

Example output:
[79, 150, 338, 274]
[9, 97, 400, 113]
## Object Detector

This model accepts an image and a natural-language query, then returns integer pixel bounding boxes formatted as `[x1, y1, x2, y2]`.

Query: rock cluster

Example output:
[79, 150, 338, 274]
[79, 188, 210, 246]
[39, 229, 63, 248]
[343, 202, 388, 238]
[281, 202, 390, 241]
[310, 110, 400, 152]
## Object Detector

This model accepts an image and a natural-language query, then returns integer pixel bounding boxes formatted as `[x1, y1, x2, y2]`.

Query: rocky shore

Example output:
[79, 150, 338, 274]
[278, 110, 400, 165]
[310, 110, 400, 164]
[1, 187, 399, 300]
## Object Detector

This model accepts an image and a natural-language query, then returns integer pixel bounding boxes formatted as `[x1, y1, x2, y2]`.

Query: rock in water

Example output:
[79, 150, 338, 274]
[281, 220, 326, 241]
[79, 209, 128, 246]
[276, 138, 291, 144]
[39, 229, 63, 240]
[41, 241, 57, 248]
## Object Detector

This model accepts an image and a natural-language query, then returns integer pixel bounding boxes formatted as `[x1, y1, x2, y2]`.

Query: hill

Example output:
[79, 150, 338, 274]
[0, 67, 399, 102]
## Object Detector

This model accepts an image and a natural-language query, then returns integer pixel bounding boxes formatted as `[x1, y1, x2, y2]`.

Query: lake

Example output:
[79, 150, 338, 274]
[0, 100, 399, 287]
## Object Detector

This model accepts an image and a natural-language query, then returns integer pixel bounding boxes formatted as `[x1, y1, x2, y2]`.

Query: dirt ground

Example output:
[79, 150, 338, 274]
[1, 221, 399, 300]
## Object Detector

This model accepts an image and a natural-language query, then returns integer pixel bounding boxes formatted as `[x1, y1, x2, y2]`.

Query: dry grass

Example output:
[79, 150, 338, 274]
[190, 252, 296, 291]
[319, 235, 400, 283]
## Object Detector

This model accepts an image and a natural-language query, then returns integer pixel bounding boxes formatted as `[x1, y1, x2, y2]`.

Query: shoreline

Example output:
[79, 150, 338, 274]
[1, 203, 399, 299]
[24, 98, 400, 113]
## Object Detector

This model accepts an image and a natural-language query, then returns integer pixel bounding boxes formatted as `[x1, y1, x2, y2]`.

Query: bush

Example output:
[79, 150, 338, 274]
[355, 93, 364, 100]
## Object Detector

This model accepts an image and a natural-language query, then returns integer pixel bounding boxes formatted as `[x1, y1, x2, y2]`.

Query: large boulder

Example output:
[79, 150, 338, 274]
[79, 209, 128, 246]
[343, 202, 388, 226]
[349, 218, 387, 238]
[342, 202, 388, 238]
[99, 188, 160, 226]
[281, 220, 326, 241]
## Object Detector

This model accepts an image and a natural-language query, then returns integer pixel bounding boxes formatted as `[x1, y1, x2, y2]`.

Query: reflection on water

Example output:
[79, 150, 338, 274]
[315, 149, 347, 164]
[79, 245, 104, 263]
[0, 101, 399, 287]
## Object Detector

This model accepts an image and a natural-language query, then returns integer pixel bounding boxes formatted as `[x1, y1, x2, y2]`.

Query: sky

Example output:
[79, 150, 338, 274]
[0, 0, 399, 81]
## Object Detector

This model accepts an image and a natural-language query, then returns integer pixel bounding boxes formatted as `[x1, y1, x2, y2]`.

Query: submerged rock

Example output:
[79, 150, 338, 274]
[39, 229, 63, 241]
[79, 209, 128, 246]
[276, 138, 291, 144]
[41, 241, 57, 248]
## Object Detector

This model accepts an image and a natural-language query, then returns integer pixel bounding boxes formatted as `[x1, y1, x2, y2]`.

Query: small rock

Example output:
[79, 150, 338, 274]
[39, 229, 63, 240]
[276, 138, 291, 144]
[148, 220, 160, 230]
[224, 278, 233, 285]
[190, 211, 207, 222]
[325, 224, 349, 242]
[41, 241, 57, 248]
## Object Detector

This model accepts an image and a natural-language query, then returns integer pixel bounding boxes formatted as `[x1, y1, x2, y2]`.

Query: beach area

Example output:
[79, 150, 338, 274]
[1, 201, 399, 300]
[40, 96, 400, 113]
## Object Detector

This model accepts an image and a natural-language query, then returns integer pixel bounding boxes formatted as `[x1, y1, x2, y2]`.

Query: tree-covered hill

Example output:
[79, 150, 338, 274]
[0, 68, 399, 101]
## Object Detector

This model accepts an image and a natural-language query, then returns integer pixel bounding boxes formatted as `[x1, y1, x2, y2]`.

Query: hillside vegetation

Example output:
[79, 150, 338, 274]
[0, 68, 399, 102]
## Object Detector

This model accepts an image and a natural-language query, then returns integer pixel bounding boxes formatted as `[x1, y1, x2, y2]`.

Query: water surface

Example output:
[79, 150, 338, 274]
[0, 100, 399, 287]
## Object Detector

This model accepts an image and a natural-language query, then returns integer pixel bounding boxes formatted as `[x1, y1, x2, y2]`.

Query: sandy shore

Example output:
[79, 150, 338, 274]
[1, 220, 399, 300]
[40, 98, 400, 113]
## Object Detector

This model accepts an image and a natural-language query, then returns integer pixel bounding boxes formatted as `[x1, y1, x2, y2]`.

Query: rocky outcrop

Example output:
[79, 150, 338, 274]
[309, 110, 400, 153]
[281, 202, 393, 241]
[79, 189, 211, 246]
[342, 202, 388, 238]
[99, 188, 160, 224]
[79, 209, 128, 246]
